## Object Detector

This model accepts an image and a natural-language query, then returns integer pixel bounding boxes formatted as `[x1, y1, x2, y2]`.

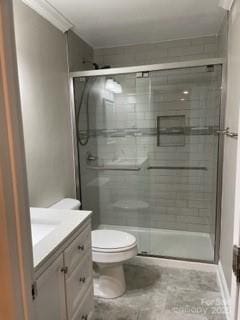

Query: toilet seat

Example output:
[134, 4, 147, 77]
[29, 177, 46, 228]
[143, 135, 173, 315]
[92, 230, 137, 253]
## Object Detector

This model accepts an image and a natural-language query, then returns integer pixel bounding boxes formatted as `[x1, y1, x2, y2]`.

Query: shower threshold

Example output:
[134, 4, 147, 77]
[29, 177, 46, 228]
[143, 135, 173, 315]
[98, 224, 214, 262]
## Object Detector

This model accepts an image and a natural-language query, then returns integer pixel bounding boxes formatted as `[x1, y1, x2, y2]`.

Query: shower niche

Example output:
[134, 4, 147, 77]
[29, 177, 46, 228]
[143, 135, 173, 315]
[157, 115, 186, 147]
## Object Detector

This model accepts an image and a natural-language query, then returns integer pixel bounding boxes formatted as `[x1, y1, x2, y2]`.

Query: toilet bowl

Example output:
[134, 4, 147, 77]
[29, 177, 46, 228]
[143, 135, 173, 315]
[92, 229, 138, 299]
[49, 199, 138, 299]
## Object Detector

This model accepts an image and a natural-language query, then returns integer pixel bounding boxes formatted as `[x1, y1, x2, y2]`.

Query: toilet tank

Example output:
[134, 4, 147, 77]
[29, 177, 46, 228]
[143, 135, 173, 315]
[49, 198, 81, 210]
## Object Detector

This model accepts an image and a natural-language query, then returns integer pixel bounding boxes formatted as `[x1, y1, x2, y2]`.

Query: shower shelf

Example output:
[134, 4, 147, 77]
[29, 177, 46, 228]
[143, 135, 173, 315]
[147, 166, 207, 171]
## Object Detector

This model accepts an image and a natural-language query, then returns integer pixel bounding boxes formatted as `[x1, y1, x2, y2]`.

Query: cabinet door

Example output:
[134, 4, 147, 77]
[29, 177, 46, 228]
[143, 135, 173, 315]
[35, 255, 66, 320]
[66, 252, 93, 318]
[71, 286, 94, 320]
[64, 224, 91, 274]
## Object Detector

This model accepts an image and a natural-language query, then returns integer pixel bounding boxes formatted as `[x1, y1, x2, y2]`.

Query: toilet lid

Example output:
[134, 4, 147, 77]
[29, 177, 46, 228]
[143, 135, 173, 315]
[92, 230, 136, 250]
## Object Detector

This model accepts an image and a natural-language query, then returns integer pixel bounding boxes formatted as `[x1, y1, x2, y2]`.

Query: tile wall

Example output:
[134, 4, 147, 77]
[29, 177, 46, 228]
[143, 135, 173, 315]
[76, 66, 222, 241]
[94, 35, 220, 68]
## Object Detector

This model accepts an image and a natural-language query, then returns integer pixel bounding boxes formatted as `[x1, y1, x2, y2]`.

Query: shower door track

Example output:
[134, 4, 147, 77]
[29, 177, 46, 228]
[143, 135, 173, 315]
[138, 253, 215, 265]
[70, 58, 225, 78]
[69, 57, 225, 265]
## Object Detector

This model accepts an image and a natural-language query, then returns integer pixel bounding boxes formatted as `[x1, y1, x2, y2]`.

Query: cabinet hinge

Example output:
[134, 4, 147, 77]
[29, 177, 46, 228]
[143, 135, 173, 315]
[60, 266, 68, 274]
[233, 245, 240, 284]
[31, 281, 38, 300]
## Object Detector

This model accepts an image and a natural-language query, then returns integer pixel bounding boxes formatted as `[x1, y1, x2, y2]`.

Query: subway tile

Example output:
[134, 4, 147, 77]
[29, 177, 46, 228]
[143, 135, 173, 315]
[94, 35, 219, 68]
[190, 36, 218, 46]
[182, 45, 204, 55]
[205, 43, 218, 54]
[167, 47, 184, 57]
[81, 53, 221, 235]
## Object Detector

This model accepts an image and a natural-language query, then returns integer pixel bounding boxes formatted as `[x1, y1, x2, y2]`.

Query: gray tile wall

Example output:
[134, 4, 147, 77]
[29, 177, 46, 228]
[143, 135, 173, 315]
[94, 36, 220, 68]
[75, 34, 223, 240]
[77, 66, 222, 235]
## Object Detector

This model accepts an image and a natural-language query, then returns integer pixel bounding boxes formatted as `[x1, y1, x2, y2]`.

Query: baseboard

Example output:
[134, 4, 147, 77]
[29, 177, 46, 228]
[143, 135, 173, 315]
[217, 262, 231, 320]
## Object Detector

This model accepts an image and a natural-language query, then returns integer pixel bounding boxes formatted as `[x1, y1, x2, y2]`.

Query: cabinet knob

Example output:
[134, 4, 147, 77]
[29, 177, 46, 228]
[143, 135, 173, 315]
[79, 277, 86, 283]
[81, 315, 88, 320]
[78, 245, 84, 251]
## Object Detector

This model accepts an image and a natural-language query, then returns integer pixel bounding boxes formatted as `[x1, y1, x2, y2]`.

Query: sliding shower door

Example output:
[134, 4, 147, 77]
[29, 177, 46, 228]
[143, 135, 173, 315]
[74, 64, 222, 262]
[146, 65, 222, 261]
[74, 73, 152, 253]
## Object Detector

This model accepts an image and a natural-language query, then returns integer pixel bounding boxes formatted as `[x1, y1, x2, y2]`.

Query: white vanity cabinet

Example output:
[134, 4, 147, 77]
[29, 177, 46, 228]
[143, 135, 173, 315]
[34, 255, 66, 320]
[34, 220, 93, 320]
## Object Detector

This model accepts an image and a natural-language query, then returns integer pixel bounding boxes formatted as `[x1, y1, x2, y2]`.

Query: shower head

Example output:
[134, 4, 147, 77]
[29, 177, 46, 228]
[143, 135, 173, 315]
[92, 62, 100, 69]
[82, 59, 111, 70]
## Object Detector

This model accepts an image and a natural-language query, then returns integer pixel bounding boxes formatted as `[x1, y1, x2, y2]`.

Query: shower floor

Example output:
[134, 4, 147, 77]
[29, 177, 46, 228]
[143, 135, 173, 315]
[98, 224, 214, 261]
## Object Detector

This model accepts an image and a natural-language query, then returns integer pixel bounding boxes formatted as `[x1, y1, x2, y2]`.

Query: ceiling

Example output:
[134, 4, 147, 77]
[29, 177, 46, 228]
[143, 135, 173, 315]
[47, 0, 225, 48]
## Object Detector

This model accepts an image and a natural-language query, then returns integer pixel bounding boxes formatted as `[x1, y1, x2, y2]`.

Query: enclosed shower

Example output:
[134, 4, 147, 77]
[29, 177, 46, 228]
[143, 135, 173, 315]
[70, 59, 224, 263]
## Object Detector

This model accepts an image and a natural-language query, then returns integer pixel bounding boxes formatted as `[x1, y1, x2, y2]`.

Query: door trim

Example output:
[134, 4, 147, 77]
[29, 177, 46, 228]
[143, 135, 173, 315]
[0, 1, 34, 319]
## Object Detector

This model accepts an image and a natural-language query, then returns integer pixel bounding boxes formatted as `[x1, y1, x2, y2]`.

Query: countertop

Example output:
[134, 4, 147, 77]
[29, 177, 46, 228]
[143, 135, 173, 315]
[30, 208, 92, 268]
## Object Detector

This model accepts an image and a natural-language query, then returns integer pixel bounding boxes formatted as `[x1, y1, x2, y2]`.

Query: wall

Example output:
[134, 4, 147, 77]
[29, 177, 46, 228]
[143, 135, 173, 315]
[67, 30, 94, 72]
[13, 0, 75, 207]
[220, 0, 240, 292]
[94, 35, 219, 68]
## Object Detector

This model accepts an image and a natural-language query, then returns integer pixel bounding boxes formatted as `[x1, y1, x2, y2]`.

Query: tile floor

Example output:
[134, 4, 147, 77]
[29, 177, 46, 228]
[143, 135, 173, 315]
[93, 257, 227, 320]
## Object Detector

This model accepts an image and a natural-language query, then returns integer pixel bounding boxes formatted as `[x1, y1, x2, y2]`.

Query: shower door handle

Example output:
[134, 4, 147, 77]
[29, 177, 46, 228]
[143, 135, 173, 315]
[156, 116, 160, 146]
[216, 127, 238, 138]
[216, 128, 229, 135]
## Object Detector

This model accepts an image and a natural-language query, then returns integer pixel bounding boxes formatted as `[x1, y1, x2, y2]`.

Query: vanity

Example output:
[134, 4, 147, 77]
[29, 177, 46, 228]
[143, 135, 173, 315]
[31, 208, 93, 320]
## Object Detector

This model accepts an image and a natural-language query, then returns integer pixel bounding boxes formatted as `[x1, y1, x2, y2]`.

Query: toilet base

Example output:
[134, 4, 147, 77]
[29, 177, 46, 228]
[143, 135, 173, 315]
[94, 263, 126, 299]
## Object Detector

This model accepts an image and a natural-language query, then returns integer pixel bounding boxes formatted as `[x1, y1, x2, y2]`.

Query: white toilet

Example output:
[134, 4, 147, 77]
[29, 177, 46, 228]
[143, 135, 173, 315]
[49, 198, 138, 299]
[50, 198, 81, 210]
[92, 229, 137, 299]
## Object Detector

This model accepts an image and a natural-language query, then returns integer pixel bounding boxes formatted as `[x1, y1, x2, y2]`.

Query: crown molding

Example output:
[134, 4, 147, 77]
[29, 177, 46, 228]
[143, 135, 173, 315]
[219, 0, 234, 10]
[21, 0, 73, 32]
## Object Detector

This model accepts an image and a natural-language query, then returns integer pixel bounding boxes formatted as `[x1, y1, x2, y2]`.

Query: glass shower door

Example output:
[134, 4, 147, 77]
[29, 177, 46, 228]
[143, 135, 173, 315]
[74, 73, 152, 254]
[74, 64, 222, 262]
[145, 65, 222, 261]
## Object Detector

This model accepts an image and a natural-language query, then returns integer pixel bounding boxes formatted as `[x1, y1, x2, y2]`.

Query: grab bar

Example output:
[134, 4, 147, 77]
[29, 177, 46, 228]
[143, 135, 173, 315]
[86, 166, 141, 171]
[147, 166, 207, 171]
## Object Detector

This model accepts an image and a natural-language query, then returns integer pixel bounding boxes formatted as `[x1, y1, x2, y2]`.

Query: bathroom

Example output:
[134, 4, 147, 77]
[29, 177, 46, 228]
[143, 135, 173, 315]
[1, 0, 240, 319]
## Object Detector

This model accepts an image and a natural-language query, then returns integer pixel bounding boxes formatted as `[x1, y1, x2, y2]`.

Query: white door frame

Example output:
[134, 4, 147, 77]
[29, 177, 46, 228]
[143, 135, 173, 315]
[231, 115, 240, 318]
[0, 1, 34, 319]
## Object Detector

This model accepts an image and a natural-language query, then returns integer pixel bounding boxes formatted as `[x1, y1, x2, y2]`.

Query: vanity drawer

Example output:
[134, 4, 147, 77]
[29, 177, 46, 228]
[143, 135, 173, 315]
[71, 286, 94, 320]
[66, 252, 93, 319]
[64, 224, 91, 274]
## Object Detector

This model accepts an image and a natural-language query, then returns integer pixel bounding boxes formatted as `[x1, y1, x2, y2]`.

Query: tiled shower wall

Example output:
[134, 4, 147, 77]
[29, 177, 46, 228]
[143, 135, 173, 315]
[76, 65, 221, 237]
[74, 34, 224, 254]
[74, 78, 100, 228]
[94, 35, 220, 68]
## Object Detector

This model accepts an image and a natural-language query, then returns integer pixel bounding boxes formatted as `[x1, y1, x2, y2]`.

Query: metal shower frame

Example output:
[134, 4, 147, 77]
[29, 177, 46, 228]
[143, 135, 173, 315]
[69, 58, 225, 265]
